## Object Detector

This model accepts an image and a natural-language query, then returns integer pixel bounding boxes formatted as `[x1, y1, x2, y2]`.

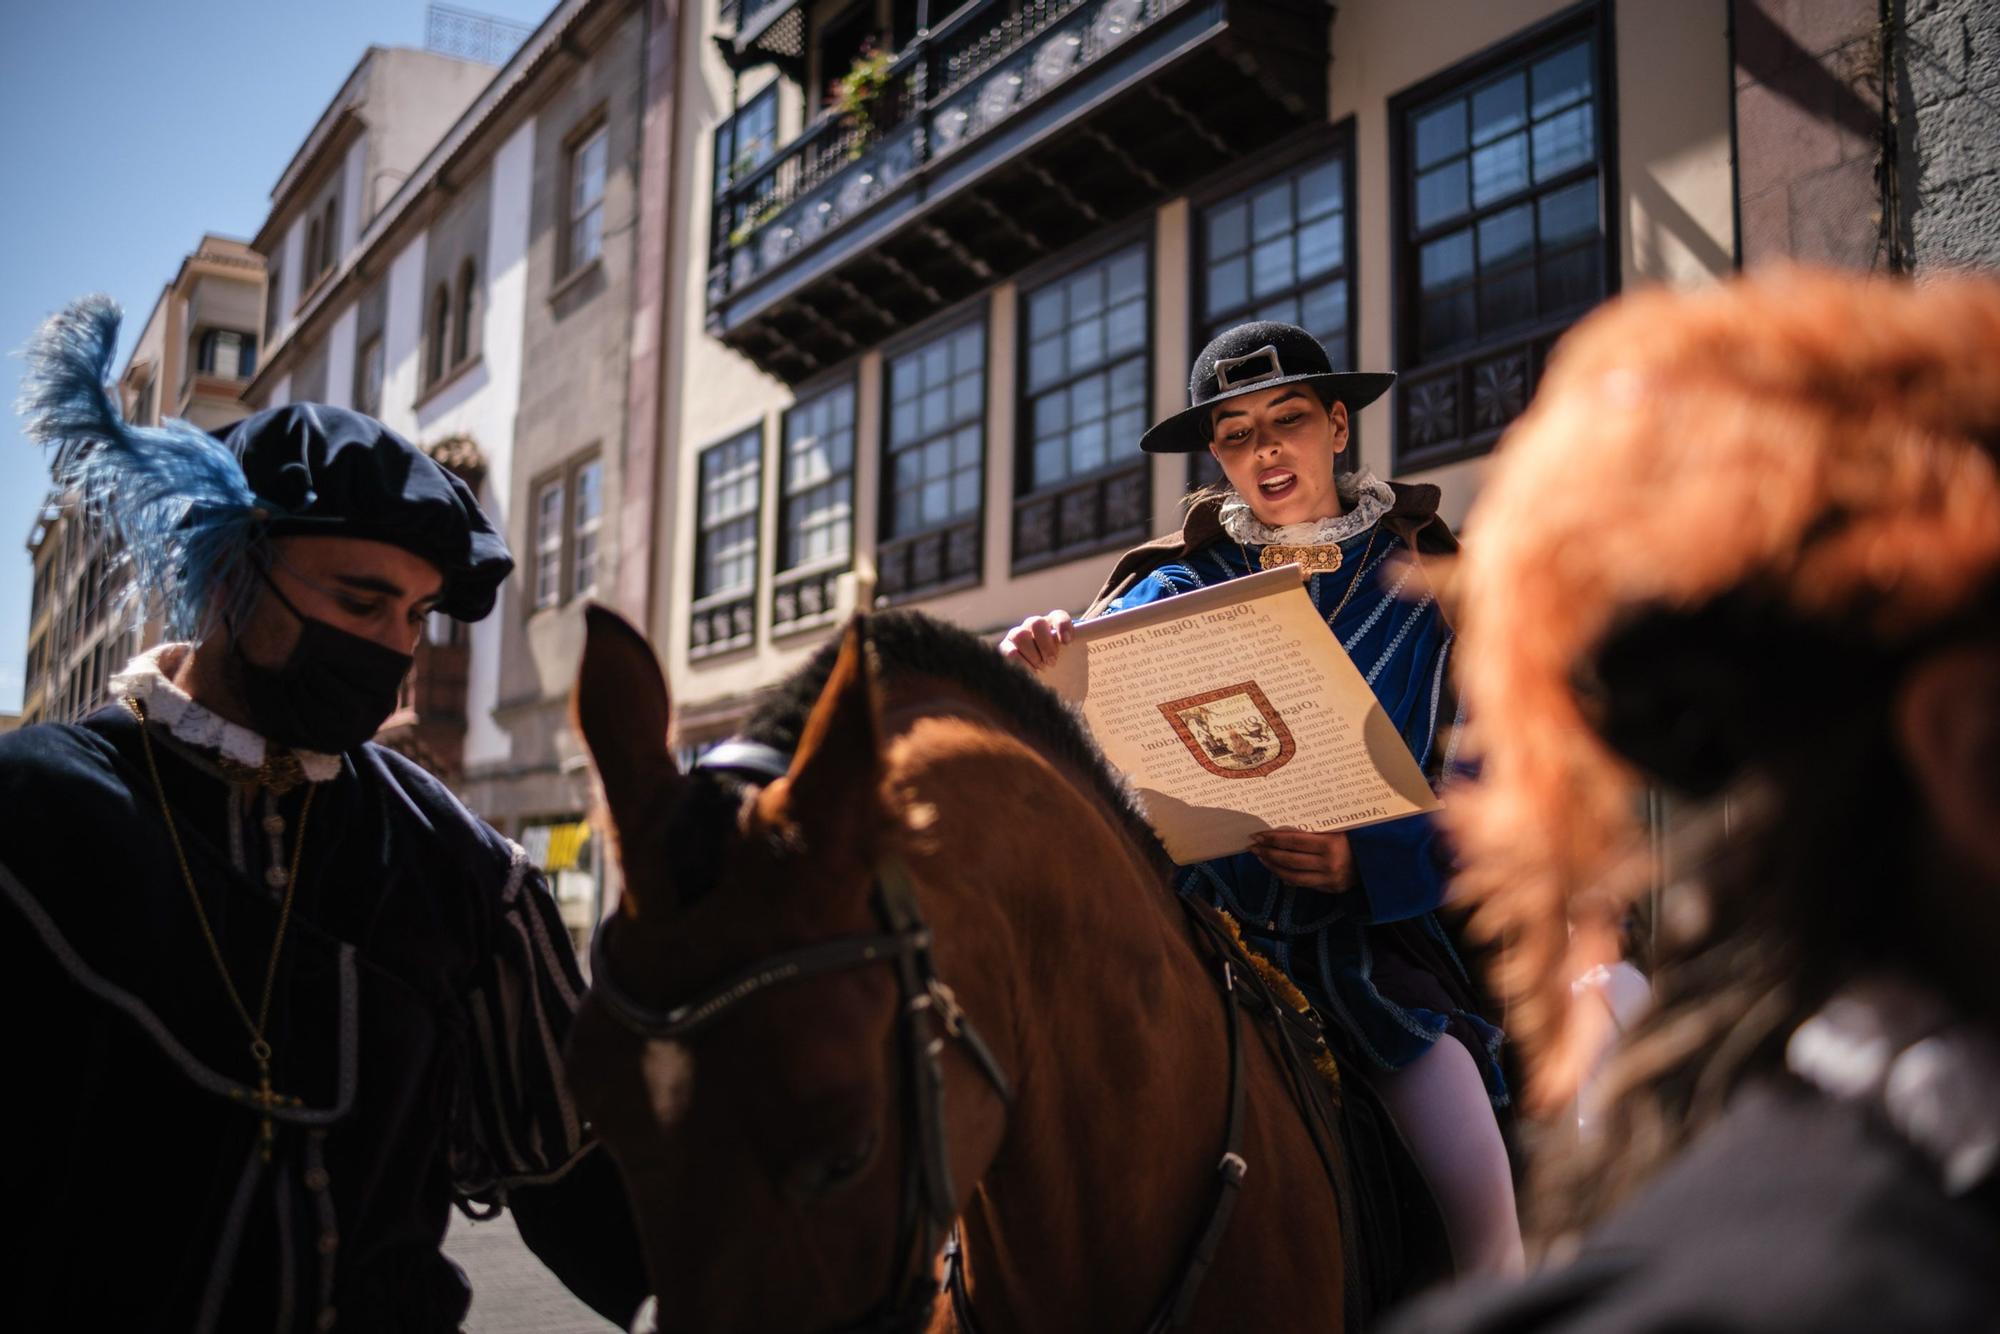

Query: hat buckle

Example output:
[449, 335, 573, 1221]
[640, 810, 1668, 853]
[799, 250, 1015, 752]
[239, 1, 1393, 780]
[1213, 344, 1284, 391]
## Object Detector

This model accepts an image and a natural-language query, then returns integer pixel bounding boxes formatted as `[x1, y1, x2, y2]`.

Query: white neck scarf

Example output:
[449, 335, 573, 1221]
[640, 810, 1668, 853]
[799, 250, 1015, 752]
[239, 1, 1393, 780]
[1217, 468, 1397, 547]
[109, 643, 343, 783]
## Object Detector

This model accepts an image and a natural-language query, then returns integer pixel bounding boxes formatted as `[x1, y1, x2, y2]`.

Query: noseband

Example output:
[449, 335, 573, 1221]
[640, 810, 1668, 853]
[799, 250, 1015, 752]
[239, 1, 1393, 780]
[589, 740, 1015, 1334]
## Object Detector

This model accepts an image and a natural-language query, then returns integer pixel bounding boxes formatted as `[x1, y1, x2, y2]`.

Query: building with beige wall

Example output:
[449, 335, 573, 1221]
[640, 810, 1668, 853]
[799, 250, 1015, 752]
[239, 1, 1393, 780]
[645, 0, 1737, 749]
[242, 2, 664, 950]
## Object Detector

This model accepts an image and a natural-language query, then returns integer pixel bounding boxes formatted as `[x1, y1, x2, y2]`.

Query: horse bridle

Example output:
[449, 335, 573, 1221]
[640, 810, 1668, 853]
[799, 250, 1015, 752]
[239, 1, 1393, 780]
[594, 739, 1349, 1334]
[590, 740, 1016, 1334]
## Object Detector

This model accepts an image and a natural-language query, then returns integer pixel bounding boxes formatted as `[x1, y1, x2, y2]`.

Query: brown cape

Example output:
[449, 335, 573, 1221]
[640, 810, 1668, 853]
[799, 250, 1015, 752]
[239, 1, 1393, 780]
[1083, 481, 1460, 619]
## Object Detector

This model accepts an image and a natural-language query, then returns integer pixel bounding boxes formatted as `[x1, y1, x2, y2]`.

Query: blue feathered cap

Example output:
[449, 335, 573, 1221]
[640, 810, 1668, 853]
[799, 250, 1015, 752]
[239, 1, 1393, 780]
[17, 295, 513, 636]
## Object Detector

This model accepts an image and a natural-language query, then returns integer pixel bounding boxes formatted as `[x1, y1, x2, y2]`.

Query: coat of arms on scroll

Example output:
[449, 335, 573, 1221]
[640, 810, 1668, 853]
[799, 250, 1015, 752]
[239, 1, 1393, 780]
[1158, 682, 1296, 780]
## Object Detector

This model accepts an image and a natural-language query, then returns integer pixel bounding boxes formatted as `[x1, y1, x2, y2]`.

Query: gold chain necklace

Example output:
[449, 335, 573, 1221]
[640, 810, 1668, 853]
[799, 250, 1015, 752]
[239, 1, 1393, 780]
[129, 697, 316, 1161]
[1236, 526, 1380, 623]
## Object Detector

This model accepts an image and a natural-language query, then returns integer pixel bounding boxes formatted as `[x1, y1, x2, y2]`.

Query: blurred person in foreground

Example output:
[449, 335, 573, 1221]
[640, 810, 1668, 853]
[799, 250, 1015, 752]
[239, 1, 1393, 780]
[1390, 269, 2000, 1333]
[0, 297, 645, 1331]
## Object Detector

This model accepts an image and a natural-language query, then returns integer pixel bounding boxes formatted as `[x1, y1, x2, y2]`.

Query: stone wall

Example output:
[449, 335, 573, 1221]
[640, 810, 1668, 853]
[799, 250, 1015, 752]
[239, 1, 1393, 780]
[1733, 0, 1886, 269]
[1897, 0, 2000, 270]
[1734, 0, 1999, 272]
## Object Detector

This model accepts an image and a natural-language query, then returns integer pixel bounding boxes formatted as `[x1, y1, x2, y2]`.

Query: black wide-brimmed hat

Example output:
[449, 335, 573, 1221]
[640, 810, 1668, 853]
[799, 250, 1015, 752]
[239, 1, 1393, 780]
[222, 403, 515, 621]
[1139, 321, 1395, 453]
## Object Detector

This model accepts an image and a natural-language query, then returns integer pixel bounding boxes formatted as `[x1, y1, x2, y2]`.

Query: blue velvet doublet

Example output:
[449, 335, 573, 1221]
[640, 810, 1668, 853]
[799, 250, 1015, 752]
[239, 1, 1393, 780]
[1101, 528, 1504, 1095]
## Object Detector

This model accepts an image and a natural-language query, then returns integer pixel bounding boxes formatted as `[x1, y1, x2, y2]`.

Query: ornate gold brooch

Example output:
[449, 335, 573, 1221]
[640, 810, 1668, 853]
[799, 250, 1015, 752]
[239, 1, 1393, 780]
[1258, 543, 1344, 575]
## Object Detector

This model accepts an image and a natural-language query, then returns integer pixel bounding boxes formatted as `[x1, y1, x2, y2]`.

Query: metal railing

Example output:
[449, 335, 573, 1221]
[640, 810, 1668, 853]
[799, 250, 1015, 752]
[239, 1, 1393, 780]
[423, 3, 534, 66]
[710, 0, 1177, 305]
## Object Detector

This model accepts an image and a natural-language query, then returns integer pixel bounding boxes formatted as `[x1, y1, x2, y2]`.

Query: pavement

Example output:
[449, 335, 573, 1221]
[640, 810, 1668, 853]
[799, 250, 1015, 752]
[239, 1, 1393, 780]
[445, 1207, 620, 1333]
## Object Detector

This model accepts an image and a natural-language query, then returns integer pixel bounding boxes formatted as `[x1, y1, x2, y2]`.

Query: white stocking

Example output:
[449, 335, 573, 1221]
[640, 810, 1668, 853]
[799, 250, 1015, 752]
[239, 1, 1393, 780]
[1371, 1036, 1525, 1278]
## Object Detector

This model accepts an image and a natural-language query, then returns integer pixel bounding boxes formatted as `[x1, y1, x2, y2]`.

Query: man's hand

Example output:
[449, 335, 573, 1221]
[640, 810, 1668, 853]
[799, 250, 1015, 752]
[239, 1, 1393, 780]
[999, 610, 1074, 672]
[1250, 829, 1355, 892]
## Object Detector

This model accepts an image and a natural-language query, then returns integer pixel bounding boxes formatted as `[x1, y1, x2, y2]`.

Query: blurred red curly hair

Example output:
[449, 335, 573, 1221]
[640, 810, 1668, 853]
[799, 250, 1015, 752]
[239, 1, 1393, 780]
[1448, 267, 2000, 1112]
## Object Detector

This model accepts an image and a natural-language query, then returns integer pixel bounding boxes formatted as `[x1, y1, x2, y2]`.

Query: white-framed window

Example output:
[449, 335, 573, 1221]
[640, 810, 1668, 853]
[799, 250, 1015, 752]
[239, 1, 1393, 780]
[533, 476, 566, 610]
[426, 285, 451, 387]
[567, 124, 610, 275]
[696, 428, 762, 600]
[572, 457, 604, 599]
[453, 259, 479, 366]
[355, 335, 386, 415]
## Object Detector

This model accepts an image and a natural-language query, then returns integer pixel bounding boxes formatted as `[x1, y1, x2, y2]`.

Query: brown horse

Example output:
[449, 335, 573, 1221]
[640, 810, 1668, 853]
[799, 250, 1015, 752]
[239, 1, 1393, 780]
[567, 605, 1393, 1334]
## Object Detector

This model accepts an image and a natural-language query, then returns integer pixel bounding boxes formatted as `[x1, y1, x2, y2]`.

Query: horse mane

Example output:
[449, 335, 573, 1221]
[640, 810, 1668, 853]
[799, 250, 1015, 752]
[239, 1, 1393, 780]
[741, 610, 1167, 866]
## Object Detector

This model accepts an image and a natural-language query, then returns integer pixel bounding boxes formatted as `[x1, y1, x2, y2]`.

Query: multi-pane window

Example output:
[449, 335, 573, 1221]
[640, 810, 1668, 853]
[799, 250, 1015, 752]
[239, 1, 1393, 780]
[779, 383, 854, 571]
[200, 329, 256, 379]
[1195, 148, 1355, 483]
[713, 86, 778, 199]
[572, 458, 604, 599]
[1408, 35, 1600, 357]
[886, 322, 984, 539]
[1200, 152, 1350, 357]
[1394, 20, 1608, 466]
[525, 453, 604, 613]
[696, 429, 762, 600]
[355, 335, 385, 415]
[533, 477, 566, 610]
[567, 124, 609, 274]
[1022, 243, 1149, 494]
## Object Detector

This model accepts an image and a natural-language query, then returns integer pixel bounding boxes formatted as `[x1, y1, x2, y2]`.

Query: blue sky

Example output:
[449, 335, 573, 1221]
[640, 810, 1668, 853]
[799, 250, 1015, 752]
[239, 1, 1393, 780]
[0, 0, 555, 713]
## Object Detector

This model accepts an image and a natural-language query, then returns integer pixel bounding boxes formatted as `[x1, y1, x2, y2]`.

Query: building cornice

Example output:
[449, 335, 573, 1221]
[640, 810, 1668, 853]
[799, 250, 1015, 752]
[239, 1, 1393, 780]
[245, 0, 639, 402]
[266, 50, 380, 208]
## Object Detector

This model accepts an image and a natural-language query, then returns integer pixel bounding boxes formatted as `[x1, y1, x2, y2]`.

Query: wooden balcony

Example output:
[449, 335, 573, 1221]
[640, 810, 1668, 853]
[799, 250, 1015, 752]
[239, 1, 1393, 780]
[708, 0, 1333, 382]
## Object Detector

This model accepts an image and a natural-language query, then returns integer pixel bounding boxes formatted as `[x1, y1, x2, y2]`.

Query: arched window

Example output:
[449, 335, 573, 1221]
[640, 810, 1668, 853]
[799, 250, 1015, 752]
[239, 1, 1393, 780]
[427, 284, 451, 386]
[304, 219, 323, 291]
[453, 259, 478, 366]
[321, 198, 339, 273]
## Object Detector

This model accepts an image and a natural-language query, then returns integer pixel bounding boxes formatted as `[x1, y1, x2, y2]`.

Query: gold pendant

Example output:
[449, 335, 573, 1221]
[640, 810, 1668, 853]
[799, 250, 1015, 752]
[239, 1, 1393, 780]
[1259, 543, 1344, 575]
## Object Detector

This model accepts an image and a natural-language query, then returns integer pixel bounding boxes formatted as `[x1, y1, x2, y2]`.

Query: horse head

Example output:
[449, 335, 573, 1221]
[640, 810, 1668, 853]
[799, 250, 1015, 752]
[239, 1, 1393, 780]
[565, 605, 1012, 1332]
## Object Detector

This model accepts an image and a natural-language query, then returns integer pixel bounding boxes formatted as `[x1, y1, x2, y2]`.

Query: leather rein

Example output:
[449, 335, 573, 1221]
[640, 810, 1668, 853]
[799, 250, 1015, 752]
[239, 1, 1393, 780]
[592, 738, 1344, 1334]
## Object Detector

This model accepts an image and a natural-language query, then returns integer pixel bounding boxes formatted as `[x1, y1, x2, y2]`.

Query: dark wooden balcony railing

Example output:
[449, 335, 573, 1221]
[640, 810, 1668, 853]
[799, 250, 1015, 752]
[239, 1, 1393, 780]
[711, 0, 1164, 310]
[709, 0, 1333, 381]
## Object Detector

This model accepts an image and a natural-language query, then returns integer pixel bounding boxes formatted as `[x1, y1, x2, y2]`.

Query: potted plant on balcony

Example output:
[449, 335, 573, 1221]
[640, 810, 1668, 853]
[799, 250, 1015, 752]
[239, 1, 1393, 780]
[832, 39, 894, 144]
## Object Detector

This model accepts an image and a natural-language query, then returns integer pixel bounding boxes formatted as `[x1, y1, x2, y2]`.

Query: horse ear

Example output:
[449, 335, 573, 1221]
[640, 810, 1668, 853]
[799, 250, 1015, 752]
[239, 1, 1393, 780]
[773, 615, 884, 852]
[575, 603, 683, 916]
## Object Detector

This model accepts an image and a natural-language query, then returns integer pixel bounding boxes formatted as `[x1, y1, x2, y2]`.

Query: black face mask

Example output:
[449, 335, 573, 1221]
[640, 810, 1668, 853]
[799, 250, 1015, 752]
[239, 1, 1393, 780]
[232, 568, 416, 753]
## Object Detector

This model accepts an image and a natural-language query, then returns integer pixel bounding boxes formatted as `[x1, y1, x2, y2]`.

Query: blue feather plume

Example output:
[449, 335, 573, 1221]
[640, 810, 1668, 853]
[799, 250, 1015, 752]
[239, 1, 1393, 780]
[17, 294, 266, 640]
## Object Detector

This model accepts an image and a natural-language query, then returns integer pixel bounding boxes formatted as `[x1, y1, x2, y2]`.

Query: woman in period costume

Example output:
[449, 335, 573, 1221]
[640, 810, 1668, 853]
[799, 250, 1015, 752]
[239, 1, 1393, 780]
[0, 297, 646, 1332]
[1001, 321, 1523, 1278]
[1389, 270, 2000, 1332]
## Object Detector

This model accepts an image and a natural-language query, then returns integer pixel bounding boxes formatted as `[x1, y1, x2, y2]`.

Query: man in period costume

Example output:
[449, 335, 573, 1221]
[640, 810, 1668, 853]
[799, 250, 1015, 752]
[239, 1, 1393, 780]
[0, 297, 645, 1332]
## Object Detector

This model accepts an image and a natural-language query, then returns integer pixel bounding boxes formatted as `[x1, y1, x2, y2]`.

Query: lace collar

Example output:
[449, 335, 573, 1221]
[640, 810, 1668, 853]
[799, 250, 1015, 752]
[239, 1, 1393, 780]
[1218, 468, 1398, 548]
[109, 644, 342, 783]
[1786, 973, 2000, 1195]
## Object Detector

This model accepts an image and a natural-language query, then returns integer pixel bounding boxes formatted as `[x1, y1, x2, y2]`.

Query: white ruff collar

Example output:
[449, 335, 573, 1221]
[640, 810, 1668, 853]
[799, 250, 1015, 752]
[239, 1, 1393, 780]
[1786, 974, 2000, 1195]
[1218, 468, 1397, 547]
[109, 644, 343, 783]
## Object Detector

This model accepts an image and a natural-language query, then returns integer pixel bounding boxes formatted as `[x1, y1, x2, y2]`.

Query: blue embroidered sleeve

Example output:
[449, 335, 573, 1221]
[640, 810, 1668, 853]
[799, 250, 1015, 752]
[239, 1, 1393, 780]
[1099, 565, 1201, 616]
